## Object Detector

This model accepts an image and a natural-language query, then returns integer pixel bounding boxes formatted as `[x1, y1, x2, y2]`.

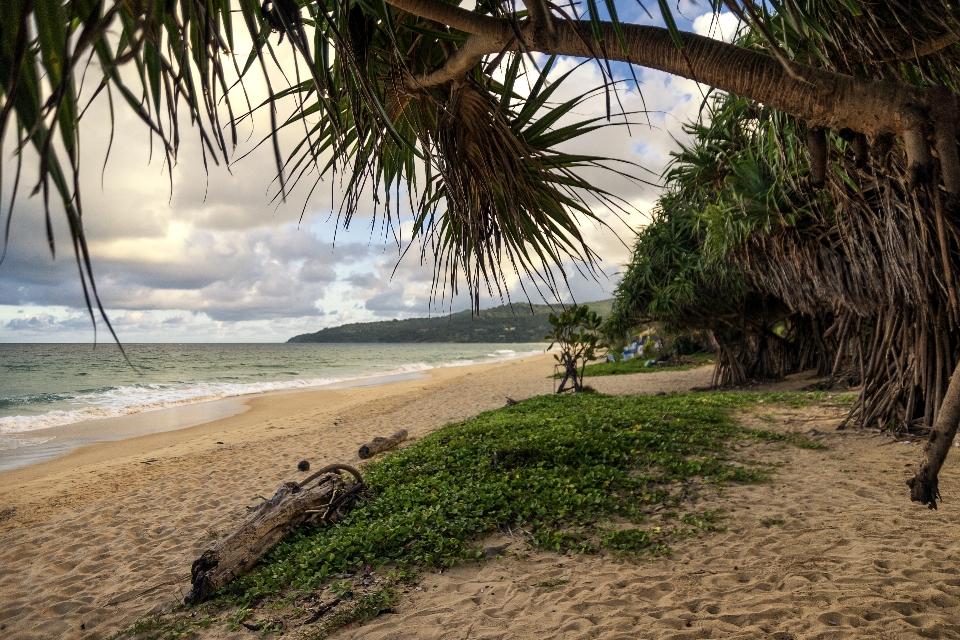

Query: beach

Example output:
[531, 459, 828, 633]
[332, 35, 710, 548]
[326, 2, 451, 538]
[3, 354, 960, 639]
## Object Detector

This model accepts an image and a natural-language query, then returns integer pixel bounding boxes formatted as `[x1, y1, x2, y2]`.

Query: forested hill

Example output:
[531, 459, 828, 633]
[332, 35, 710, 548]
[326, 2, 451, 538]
[287, 300, 614, 343]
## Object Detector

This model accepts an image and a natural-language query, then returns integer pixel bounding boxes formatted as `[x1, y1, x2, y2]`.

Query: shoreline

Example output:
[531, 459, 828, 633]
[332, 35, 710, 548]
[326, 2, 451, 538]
[0, 353, 565, 515]
[0, 342, 548, 434]
[0, 345, 549, 474]
[0, 370, 433, 474]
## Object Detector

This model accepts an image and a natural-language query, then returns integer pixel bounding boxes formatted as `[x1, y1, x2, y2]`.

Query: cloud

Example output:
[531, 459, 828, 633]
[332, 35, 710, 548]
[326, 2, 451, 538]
[5, 313, 58, 331]
[0, 199, 355, 322]
[0, 12, 720, 342]
[692, 11, 743, 42]
[4, 311, 93, 333]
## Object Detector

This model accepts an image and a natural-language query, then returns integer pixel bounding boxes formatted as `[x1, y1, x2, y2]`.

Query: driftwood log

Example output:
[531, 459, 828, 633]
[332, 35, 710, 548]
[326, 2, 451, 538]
[185, 464, 364, 604]
[358, 429, 408, 459]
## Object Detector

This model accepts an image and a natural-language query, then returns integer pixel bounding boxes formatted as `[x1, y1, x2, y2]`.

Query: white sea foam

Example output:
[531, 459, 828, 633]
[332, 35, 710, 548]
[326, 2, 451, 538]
[0, 346, 544, 435]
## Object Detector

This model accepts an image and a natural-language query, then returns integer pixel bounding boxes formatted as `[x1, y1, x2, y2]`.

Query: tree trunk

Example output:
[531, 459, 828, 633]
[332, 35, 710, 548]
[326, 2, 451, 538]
[358, 429, 408, 459]
[186, 466, 364, 604]
[556, 354, 579, 393]
[908, 361, 960, 509]
[389, 0, 956, 160]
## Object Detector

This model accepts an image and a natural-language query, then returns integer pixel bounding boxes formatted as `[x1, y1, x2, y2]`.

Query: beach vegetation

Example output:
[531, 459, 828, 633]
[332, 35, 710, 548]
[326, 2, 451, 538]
[573, 352, 716, 378]
[106, 615, 165, 639]
[106, 611, 218, 640]
[236, 391, 759, 599]
[328, 580, 352, 598]
[304, 581, 401, 639]
[225, 607, 252, 632]
[101, 390, 835, 638]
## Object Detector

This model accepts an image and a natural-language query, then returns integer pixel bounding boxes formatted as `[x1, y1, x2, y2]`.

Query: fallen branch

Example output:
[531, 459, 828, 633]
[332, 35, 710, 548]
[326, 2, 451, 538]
[358, 429, 408, 459]
[185, 464, 365, 604]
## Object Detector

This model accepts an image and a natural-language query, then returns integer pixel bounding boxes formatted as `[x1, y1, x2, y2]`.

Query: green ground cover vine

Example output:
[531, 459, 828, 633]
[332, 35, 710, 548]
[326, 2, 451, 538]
[221, 391, 832, 606]
[113, 390, 847, 638]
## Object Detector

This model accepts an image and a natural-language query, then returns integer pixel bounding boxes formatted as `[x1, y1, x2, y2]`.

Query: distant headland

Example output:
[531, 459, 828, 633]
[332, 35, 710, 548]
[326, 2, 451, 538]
[287, 299, 614, 343]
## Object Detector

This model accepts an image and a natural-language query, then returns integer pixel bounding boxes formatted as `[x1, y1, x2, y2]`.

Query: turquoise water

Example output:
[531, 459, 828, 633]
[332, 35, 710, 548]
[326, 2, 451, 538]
[0, 343, 546, 437]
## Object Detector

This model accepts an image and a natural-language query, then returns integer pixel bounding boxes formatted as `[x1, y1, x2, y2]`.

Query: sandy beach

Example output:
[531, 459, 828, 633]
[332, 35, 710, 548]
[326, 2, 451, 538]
[3, 354, 960, 639]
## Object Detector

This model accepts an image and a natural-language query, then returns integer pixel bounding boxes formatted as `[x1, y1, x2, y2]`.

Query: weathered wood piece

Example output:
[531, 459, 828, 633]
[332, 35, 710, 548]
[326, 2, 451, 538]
[186, 464, 363, 604]
[358, 429, 408, 459]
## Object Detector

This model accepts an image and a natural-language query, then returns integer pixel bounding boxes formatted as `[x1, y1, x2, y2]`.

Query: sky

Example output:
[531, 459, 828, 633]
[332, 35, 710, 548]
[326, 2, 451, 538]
[0, 3, 741, 343]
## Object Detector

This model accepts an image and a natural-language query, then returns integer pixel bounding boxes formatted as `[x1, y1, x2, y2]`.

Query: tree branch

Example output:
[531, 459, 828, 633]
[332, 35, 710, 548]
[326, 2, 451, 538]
[384, 0, 959, 198]
[386, 0, 509, 40]
[883, 32, 960, 62]
[389, 4, 932, 133]
[538, 21, 932, 139]
[406, 34, 504, 88]
[526, 0, 555, 39]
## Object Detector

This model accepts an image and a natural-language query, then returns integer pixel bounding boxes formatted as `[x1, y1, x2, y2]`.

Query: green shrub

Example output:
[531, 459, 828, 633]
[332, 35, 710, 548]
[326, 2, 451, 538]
[545, 304, 603, 393]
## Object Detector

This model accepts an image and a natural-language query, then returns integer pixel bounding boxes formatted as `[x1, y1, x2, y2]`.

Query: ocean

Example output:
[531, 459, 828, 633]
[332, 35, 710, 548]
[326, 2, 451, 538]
[0, 342, 546, 470]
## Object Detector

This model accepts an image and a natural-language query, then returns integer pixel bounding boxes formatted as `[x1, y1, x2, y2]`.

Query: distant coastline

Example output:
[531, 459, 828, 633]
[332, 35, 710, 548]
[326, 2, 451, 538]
[287, 299, 614, 343]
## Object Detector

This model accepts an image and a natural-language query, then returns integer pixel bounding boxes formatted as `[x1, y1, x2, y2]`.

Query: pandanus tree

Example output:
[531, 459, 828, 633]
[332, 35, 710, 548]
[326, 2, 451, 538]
[606, 8, 960, 508]
[545, 303, 601, 393]
[605, 93, 837, 388]
[3, 1, 960, 506]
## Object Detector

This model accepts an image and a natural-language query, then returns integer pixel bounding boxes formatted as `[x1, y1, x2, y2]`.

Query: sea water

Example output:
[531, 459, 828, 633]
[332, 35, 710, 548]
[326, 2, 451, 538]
[0, 342, 545, 469]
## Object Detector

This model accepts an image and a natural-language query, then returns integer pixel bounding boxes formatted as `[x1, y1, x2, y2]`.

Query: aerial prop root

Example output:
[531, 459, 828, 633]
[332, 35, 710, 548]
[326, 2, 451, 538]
[902, 105, 935, 190]
[908, 362, 960, 510]
[837, 129, 869, 169]
[931, 89, 960, 212]
[806, 126, 827, 188]
[805, 90, 960, 215]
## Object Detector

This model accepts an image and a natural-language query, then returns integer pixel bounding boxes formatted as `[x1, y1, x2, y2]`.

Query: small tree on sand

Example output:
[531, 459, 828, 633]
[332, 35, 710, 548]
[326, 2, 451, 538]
[546, 305, 602, 394]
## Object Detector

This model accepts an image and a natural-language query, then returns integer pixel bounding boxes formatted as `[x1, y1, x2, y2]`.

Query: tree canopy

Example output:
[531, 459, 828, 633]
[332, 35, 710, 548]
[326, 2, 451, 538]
[604, 6, 960, 508]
